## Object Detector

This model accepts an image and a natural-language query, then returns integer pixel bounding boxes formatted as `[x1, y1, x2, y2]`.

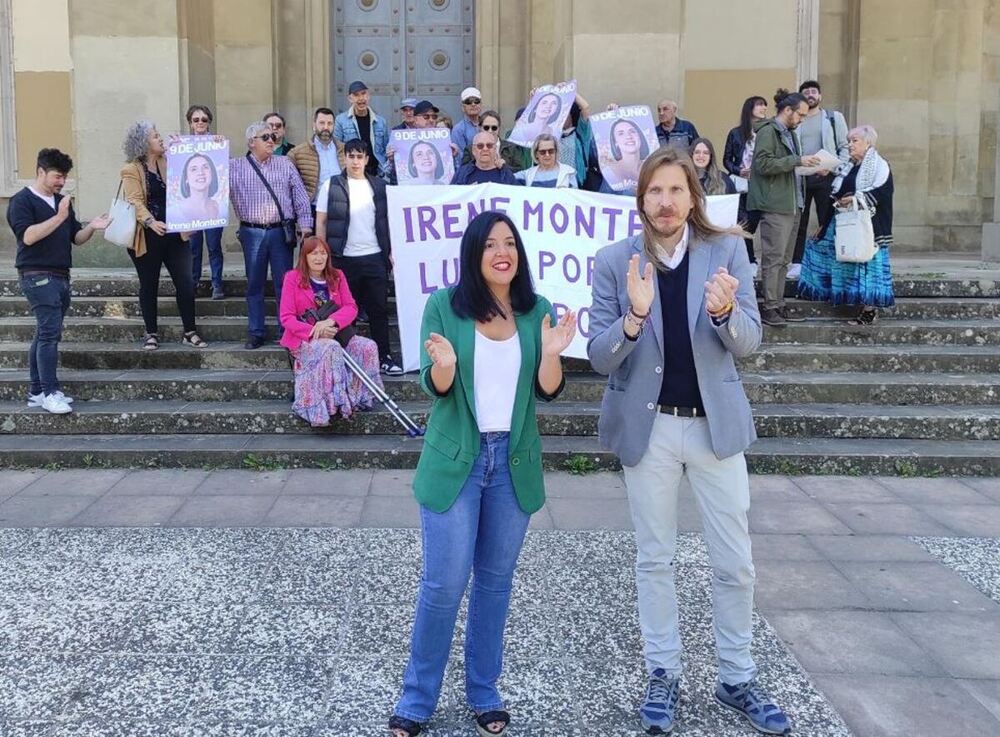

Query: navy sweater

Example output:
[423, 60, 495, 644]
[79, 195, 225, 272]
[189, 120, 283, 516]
[8, 187, 82, 273]
[656, 252, 705, 413]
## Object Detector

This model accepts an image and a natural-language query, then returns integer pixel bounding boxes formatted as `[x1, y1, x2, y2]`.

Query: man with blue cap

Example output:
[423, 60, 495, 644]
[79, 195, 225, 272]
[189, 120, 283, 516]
[335, 80, 389, 177]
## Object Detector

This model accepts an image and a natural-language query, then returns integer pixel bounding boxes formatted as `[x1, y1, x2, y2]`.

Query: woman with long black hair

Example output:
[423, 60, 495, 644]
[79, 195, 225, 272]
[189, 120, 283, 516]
[388, 211, 576, 737]
[723, 96, 768, 269]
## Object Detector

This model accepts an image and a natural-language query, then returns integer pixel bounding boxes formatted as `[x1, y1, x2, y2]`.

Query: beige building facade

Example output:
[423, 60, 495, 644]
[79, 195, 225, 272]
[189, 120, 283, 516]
[2, 0, 999, 263]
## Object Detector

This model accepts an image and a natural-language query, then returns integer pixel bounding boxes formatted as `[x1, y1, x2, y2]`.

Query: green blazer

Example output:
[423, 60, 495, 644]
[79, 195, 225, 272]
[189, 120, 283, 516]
[413, 288, 565, 514]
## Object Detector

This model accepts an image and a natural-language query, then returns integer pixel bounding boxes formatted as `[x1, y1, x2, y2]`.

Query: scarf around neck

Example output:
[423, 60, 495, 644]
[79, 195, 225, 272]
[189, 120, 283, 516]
[834, 145, 889, 195]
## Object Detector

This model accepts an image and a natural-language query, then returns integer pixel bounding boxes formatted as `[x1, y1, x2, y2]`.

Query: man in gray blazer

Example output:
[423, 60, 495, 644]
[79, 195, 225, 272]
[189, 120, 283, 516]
[587, 147, 791, 736]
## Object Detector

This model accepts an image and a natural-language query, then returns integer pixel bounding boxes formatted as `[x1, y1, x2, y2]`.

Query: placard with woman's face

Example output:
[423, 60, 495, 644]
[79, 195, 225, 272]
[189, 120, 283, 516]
[591, 106, 659, 194]
[507, 80, 577, 148]
[391, 128, 455, 185]
[166, 135, 230, 231]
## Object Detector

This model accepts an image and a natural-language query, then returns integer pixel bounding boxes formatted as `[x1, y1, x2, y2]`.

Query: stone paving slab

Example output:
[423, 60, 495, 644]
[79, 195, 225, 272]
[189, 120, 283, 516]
[0, 529, 852, 736]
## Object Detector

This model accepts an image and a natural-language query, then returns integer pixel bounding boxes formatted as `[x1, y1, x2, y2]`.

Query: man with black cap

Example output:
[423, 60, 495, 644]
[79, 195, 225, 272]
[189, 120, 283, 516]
[394, 98, 418, 131]
[385, 101, 461, 183]
[335, 80, 388, 177]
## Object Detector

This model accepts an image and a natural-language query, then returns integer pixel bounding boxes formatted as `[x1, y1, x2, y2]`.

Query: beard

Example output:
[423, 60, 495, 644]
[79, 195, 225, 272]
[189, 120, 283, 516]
[316, 130, 332, 141]
[646, 209, 686, 240]
[807, 97, 820, 108]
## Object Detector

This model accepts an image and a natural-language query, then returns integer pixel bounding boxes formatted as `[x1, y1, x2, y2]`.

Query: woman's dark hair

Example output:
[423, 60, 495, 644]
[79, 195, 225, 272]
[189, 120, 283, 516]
[180, 153, 219, 197]
[689, 137, 726, 195]
[36, 148, 73, 175]
[480, 109, 502, 129]
[407, 141, 444, 179]
[527, 92, 563, 124]
[739, 96, 767, 141]
[609, 119, 650, 161]
[185, 105, 213, 124]
[774, 88, 807, 113]
[450, 211, 537, 322]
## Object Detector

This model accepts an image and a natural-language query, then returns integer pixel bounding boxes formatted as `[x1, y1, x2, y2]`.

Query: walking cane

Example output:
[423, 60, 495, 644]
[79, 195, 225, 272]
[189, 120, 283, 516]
[340, 349, 425, 438]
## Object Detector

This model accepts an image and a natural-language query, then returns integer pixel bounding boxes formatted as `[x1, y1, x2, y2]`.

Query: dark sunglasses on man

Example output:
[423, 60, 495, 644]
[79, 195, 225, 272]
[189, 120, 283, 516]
[463, 97, 481, 105]
[474, 141, 496, 150]
[191, 116, 210, 124]
[255, 133, 278, 143]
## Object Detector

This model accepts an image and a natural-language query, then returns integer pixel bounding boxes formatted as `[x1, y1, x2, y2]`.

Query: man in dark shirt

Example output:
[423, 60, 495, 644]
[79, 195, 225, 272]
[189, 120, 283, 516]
[655, 99, 700, 150]
[451, 131, 520, 185]
[264, 112, 294, 155]
[6, 148, 109, 414]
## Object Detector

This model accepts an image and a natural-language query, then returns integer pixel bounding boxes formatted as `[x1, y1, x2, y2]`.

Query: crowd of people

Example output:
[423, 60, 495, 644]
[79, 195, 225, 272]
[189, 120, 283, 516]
[7, 74, 897, 737]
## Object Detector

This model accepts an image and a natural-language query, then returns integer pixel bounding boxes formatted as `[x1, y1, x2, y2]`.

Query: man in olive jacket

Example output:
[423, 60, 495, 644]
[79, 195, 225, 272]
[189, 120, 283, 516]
[747, 90, 821, 326]
[314, 139, 400, 375]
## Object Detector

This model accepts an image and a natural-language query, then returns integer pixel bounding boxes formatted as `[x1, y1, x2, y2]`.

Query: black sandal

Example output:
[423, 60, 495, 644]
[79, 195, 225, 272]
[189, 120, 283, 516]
[388, 715, 422, 736]
[476, 710, 510, 736]
[142, 333, 159, 351]
[849, 308, 877, 326]
[183, 331, 208, 348]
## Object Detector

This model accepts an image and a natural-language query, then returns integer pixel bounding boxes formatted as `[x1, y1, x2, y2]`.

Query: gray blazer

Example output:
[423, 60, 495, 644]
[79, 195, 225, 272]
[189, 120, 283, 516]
[586, 231, 761, 466]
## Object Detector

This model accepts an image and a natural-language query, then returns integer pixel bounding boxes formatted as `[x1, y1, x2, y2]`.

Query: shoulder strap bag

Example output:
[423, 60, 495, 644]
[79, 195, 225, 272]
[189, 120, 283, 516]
[245, 152, 297, 247]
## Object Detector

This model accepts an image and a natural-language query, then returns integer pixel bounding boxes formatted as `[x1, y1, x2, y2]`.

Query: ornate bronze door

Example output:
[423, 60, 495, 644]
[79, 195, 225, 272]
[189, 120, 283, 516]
[332, 0, 475, 126]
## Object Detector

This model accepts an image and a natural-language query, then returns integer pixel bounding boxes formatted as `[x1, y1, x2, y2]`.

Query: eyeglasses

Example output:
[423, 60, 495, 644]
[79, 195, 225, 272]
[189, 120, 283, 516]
[536, 148, 556, 156]
[191, 117, 210, 123]
[463, 98, 481, 105]
[474, 142, 496, 150]
[481, 125, 499, 132]
[255, 133, 278, 143]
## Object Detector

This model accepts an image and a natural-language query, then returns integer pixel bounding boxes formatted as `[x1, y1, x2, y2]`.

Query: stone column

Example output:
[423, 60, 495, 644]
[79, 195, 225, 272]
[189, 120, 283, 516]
[983, 139, 1000, 262]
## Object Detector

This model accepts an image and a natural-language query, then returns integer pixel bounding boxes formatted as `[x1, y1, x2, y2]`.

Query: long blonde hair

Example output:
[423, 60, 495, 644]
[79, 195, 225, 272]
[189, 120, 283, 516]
[636, 147, 743, 271]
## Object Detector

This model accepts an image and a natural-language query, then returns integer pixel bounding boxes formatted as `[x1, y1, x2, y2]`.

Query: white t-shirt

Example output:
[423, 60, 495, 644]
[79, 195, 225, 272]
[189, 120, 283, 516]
[315, 176, 381, 258]
[474, 329, 521, 433]
[29, 186, 56, 210]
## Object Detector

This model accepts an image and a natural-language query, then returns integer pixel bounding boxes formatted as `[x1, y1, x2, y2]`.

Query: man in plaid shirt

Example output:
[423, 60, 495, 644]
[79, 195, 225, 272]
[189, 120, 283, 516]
[229, 121, 313, 349]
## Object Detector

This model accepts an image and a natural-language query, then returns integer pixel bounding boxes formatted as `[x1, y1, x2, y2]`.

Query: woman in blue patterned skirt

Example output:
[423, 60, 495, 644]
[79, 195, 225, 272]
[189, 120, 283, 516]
[797, 124, 894, 324]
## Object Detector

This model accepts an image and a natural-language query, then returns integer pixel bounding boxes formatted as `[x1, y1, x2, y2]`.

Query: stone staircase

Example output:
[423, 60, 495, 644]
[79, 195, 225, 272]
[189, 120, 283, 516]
[0, 272, 998, 474]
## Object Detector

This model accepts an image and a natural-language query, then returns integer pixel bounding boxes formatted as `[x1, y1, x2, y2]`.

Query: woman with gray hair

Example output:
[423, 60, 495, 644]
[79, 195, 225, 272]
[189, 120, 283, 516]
[514, 133, 577, 188]
[797, 124, 895, 324]
[121, 120, 206, 350]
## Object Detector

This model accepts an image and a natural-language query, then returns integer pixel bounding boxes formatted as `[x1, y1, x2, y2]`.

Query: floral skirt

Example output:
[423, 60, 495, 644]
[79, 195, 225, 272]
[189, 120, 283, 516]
[797, 218, 896, 307]
[291, 336, 383, 426]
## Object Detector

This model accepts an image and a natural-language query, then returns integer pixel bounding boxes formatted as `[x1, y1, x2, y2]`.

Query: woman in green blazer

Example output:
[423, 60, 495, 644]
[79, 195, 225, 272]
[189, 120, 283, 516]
[389, 212, 576, 737]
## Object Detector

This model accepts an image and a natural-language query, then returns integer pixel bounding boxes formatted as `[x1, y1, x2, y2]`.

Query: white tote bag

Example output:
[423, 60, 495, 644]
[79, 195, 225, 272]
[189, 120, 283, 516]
[104, 180, 137, 247]
[834, 194, 876, 263]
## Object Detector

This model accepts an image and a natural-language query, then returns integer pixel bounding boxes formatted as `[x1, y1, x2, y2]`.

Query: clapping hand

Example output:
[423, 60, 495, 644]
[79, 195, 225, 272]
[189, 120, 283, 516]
[541, 311, 577, 357]
[57, 196, 72, 219]
[90, 212, 112, 230]
[424, 332, 456, 369]
[626, 254, 655, 316]
[704, 267, 738, 315]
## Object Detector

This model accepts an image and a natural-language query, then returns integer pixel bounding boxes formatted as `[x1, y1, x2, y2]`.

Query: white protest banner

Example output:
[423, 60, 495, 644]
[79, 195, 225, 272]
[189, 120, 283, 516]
[590, 106, 659, 194]
[165, 135, 229, 232]
[391, 127, 455, 185]
[507, 80, 577, 147]
[388, 185, 739, 372]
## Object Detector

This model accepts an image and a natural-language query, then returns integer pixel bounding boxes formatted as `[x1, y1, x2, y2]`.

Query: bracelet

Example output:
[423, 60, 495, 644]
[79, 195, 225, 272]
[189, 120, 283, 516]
[628, 307, 649, 321]
[708, 301, 734, 318]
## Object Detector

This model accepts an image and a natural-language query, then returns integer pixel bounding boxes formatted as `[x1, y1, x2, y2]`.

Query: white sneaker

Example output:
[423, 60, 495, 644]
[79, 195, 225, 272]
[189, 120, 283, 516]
[787, 263, 802, 280]
[40, 393, 73, 414]
[28, 390, 73, 408]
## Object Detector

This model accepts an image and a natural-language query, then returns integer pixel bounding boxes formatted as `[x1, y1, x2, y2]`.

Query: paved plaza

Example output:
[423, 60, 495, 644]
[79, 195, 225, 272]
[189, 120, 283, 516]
[1, 470, 999, 736]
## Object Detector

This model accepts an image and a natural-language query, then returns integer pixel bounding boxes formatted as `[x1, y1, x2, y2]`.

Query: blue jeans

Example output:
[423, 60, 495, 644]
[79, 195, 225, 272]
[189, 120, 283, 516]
[238, 225, 292, 339]
[20, 274, 71, 395]
[190, 227, 224, 288]
[395, 432, 531, 722]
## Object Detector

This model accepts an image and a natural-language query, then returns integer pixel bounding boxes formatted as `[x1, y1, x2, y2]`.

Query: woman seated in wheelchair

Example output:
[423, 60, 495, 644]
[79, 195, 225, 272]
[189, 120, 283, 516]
[279, 236, 384, 426]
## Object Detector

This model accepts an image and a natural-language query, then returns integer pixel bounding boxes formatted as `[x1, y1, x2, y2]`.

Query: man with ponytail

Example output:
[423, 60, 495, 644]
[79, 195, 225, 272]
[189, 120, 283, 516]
[587, 147, 792, 736]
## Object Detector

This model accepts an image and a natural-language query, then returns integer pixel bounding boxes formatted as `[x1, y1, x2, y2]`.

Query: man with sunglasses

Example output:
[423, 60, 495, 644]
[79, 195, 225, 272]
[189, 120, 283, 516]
[451, 131, 520, 185]
[384, 101, 460, 183]
[229, 121, 313, 349]
[451, 86, 483, 156]
[185, 105, 226, 299]
[263, 112, 294, 156]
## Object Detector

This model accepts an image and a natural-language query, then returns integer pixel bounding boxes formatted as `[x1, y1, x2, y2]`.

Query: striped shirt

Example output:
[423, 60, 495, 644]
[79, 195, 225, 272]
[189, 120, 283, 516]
[229, 153, 313, 229]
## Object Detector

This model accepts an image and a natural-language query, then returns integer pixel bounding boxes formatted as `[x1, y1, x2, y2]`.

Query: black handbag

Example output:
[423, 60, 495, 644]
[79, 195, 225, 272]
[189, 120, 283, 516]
[300, 295, 357, 348]
[245, 152, 297, 247]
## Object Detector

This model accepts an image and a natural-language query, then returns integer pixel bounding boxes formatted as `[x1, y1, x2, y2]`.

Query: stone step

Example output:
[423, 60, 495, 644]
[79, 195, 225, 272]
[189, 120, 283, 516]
[2, 276, 997, 298]
[1, 369, 996, 404]
[3, 316, 999, 346]
[3, 295, 999, 321]
[0, 432, 997, 475]
[2, 400, 997, 441]
[2, 341, 998, 375]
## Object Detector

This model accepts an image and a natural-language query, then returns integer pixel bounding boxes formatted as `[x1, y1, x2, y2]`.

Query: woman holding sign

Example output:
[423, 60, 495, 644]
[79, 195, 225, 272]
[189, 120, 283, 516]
[278, 236, 382, 425]
[389, 212, 576, 737]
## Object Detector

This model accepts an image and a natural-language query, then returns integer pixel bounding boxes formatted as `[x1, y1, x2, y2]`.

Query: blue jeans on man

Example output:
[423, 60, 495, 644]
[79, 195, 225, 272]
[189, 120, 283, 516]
[190, 227, 225, 290]
[394, 432, 531, 722]
[20, 273, 71, 395]
[238, 225, 292, 340]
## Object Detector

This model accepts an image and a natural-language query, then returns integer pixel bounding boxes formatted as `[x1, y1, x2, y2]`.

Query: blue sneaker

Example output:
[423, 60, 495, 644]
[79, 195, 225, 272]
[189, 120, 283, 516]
[639, 668, 680, 734]
[715, 680, 792, 735]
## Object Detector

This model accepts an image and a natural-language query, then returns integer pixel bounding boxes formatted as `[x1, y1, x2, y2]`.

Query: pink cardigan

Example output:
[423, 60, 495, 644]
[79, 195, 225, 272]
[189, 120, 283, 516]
[279, 269, 359, 351]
